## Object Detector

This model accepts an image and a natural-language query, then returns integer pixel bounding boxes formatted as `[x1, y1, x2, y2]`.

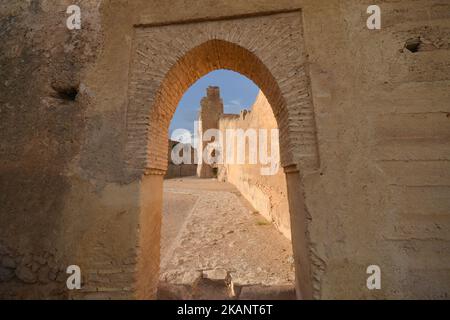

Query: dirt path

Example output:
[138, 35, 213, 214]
[159, 177, 295, 300]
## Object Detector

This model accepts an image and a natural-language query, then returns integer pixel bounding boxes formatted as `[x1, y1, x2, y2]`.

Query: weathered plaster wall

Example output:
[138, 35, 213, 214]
[0, 0, 105, 298]
[218, 92, 291, 239]
[1, 0, 449, 299]
[302, 0, 450, 299]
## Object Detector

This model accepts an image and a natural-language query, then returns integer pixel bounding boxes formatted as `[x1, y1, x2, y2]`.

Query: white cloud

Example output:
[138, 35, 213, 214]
[224, 99, 244, 114]
[170, 129, 192, 144]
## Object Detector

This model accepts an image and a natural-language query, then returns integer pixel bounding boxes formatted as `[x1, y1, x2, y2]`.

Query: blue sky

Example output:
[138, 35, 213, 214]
[169, 70, 259, 142]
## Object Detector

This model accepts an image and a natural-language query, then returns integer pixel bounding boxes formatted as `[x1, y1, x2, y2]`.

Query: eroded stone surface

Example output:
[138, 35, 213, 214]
[1, 0, 450, 300]
[159, 178, 295, 299]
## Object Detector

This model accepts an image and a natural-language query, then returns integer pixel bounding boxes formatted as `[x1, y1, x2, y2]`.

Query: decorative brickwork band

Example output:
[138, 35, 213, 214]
[125, 11, 319, 176]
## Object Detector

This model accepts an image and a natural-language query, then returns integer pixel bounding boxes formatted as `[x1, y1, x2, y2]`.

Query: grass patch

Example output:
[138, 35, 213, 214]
[256, 220, 270, 226]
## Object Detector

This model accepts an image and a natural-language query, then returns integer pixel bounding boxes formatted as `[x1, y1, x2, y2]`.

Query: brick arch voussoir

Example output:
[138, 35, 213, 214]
[126, 12, 319, 177]
[143, 39, 291, 174]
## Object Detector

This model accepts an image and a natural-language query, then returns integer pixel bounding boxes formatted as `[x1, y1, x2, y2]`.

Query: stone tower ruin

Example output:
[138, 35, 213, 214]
[196, 86, 224, 178]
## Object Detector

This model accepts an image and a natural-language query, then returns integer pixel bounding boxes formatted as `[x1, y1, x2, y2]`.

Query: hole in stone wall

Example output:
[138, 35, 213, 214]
[404, 37, 422, 53]
[51, 85, 79, 101]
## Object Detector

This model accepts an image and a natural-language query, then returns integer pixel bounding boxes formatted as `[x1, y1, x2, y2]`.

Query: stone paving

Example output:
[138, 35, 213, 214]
[158, 177, 295, 300]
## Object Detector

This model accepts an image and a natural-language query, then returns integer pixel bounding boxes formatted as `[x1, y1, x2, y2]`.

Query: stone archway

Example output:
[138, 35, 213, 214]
[126, 11, 319, 299]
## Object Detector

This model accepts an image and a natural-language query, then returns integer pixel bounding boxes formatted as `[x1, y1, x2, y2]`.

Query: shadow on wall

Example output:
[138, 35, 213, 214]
[165, 140, 198, 179]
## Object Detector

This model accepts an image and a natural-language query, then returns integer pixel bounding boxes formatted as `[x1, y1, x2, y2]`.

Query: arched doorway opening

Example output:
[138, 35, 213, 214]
[126, 12, 318, 299]
[160, 69, 296, 299]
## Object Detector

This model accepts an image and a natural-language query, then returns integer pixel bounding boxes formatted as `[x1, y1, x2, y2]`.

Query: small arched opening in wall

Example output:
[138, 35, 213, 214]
[125, 12, 319, 299]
